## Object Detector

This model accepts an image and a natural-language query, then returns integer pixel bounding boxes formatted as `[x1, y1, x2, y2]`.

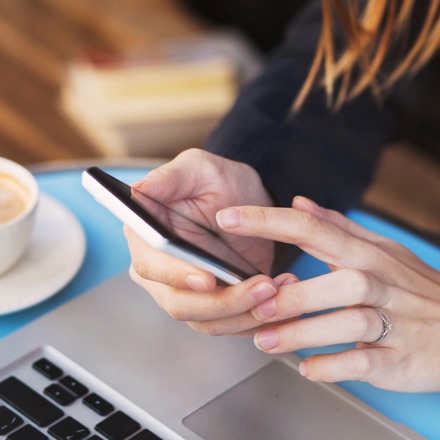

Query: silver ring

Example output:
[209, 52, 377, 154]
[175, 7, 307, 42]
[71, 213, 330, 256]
[367, 309, 392, 344]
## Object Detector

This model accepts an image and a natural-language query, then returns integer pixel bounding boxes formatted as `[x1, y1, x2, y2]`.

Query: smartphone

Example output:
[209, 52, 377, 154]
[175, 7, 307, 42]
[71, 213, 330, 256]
[81, 167, 261, 285]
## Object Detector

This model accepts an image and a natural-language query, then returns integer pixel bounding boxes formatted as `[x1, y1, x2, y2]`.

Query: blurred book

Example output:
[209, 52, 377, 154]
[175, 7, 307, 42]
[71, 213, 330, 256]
[60, 31, 262, 158]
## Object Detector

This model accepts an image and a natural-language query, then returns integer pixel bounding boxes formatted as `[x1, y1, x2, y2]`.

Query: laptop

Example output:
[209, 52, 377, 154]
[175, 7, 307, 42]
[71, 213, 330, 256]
[0, 270, 424, 439]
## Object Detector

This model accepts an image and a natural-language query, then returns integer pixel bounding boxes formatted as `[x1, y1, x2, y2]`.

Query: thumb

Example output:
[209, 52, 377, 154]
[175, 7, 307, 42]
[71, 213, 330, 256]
[131, 156, 201, 205]
[130, 148, 215, 205]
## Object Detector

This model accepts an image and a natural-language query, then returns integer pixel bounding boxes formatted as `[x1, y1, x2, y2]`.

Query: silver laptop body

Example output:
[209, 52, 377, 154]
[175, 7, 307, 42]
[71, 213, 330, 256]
[0, 272, 424, 439]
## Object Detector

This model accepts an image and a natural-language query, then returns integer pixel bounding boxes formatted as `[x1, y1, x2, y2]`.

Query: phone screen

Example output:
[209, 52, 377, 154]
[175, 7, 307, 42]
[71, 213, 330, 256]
[86, 167, 261, 280]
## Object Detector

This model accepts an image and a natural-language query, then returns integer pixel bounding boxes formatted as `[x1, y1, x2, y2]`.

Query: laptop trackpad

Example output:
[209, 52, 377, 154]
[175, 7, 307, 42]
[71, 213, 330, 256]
[183, 360, 403, 440]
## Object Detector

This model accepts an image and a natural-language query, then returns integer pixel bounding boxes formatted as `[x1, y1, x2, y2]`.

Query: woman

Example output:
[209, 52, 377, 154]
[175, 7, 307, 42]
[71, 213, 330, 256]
[125, 0, 440, 392]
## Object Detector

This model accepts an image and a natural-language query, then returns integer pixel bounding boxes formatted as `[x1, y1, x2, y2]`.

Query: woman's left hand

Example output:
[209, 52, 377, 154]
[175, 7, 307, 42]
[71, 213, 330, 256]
[216, 196, 440, 392]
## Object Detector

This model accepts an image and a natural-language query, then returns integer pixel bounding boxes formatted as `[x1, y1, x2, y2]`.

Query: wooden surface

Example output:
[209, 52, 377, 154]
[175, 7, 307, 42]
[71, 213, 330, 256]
[0, 0, 204, 164]
[0, 0, 438, 237]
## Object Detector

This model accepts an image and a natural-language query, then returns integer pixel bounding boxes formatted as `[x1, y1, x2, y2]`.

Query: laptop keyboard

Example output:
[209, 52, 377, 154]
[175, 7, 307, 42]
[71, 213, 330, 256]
[0, 356, 163, 440]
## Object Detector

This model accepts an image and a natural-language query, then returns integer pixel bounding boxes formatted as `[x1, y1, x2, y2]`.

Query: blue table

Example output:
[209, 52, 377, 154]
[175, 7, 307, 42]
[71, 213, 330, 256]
[1, 166, 439, 439]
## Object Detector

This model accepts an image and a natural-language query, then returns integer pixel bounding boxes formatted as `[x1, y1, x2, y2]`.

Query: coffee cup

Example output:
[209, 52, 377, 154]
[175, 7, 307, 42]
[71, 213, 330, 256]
[0, 157, 39, 276]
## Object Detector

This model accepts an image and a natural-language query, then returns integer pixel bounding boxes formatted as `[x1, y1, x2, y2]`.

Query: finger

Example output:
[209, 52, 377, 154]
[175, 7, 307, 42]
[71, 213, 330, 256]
[187, 312, 267, 336]
[253, 307, 396, 353]
[125, 226, 216, 291]
[130, 163, 191, 205]
[298, 347, 402, 390]
[251, 269, 391, 322]
[217, 205, 380, 269]
[293, 197, 440, 291]
[130, 266, 277, 322]
[273, 272, 300, 287]
[189, 276, 302, 336]
[130, 149, 220, 204]
[187, 312, 294, 337]
[292, 196, 386, 243]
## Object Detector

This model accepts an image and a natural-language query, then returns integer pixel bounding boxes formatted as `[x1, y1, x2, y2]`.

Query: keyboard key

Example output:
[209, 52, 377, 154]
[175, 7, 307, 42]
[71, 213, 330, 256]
[44, 384, 76, 406]
[130, 429, 163, 439]
[32, 358, 63, 380]
[48, 416, 90, 440]
[7, 424, 48, 440]
[0, 376, 64, 427]
[0, 405, 23, 435]
[83, 393, 114, 416]
[95, 411, 141, 440]
[59, 375, 88, 398]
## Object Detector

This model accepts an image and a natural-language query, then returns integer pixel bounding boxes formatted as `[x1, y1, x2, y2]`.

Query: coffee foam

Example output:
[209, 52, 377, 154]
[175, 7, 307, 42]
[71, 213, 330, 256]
[0, 173, 30, 224]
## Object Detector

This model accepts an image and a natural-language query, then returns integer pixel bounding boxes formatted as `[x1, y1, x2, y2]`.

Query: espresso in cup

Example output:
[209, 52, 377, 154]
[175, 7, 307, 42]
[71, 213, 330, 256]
[0, 173, 31, 224]
[0, 158, 39, 275]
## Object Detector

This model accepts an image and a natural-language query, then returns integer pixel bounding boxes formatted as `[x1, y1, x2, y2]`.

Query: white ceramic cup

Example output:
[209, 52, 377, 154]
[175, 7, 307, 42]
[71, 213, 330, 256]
[0, 157, 39, 276]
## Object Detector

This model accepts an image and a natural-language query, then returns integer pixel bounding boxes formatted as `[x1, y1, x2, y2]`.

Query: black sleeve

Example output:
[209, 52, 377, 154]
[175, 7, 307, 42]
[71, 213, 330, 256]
[205, 0, 398, 212]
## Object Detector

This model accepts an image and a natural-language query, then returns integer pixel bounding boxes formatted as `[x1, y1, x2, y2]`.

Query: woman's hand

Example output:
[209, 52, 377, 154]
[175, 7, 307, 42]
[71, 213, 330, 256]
[125, 149, 284, 336]
[216, 196, 440, 392]
[125, 148, 275, 292]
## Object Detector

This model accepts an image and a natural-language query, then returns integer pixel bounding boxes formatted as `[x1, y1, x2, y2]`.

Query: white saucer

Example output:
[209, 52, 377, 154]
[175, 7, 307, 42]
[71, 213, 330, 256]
[0, 193, 86, 315]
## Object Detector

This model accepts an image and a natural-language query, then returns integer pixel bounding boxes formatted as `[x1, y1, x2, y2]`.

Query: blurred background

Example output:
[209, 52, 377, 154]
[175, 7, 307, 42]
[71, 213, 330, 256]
[0, 0, 438, 239]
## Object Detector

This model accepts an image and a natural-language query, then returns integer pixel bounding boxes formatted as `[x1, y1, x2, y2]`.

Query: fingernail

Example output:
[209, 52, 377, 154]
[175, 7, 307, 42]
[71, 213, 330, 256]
[251, 298, 276, 321]
[254, 328, 279, 351]
[298, 196, 320, 210]
[216, 208, 242, 229]
[250, 282, 276, 303]
[186, 274, 209, 291]
[299, 359, 309, 377]
[130, 180, 145, 189]
[274, 274, 298, 287]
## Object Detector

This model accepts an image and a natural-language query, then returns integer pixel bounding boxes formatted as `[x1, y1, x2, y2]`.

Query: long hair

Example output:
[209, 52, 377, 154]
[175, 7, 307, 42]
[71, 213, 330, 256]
[293, 0, 440, 111]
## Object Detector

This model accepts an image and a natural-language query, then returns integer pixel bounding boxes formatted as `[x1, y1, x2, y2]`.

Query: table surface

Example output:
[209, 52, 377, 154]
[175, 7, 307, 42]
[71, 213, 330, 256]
[1, 166, 440, 440]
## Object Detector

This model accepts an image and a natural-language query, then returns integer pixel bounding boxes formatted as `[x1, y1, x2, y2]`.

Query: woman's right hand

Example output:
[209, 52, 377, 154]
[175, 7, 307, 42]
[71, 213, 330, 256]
[124, 148, 275, 293]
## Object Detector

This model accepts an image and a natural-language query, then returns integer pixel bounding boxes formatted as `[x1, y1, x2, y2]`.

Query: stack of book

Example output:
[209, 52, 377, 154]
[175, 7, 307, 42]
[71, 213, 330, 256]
[60, 31, 261, 158]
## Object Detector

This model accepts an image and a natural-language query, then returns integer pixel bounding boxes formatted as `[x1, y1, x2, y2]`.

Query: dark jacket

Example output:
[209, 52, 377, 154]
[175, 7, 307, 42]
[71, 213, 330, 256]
[205, 1, 440, 212]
